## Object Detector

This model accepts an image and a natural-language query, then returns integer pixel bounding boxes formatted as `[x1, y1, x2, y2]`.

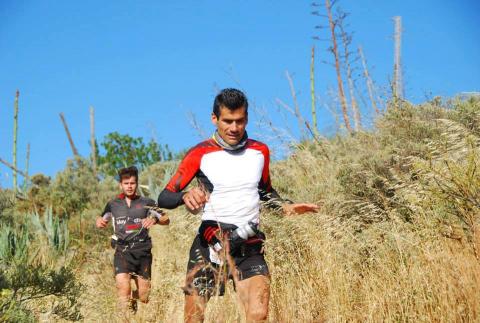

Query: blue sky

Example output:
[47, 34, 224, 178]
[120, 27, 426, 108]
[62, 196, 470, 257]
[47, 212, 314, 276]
[0, 0, 479, 186]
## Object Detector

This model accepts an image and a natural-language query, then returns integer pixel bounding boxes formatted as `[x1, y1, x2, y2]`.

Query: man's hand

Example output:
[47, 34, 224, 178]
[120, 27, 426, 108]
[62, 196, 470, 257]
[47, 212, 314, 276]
[157, 214, 170, 225]
[96, 217, 108, 228]
[142, 217, 157, 229]
[183, 187, 209, 213]
[282, 203, 320, 216]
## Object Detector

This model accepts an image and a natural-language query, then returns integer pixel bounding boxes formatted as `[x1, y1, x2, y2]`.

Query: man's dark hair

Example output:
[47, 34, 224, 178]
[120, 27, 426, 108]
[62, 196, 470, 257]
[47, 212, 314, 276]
[213, 88, 248, 118]
[118, 166, 138, 182]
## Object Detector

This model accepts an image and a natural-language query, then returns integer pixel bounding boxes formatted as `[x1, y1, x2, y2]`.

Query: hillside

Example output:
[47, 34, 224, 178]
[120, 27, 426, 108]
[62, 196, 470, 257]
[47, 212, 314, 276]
[1, 96, 480, 322]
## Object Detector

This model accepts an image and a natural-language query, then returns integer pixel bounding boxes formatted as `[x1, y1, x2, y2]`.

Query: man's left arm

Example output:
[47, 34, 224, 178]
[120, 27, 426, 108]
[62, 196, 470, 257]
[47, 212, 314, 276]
[258, 184, 319, 216]
[258, 145, 319, 216]
[142, 200, 170, 229]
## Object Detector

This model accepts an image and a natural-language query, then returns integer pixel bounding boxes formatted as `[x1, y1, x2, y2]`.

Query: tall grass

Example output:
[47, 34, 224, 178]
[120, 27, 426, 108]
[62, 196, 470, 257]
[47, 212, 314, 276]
[77, 96, 480, 322]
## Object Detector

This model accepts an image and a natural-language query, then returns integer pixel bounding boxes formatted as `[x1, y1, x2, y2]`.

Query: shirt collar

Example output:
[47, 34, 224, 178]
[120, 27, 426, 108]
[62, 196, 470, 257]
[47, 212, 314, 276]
[117, 193, 140, 200]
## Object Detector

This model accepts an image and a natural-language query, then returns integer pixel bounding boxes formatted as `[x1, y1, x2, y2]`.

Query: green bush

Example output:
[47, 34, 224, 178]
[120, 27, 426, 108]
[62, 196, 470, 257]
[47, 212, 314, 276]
[0, 213, 83, 321]
[50, 157, 99, 217]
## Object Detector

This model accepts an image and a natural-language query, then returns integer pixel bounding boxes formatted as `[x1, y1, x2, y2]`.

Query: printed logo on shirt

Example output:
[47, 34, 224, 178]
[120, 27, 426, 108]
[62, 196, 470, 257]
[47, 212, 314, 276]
[116, 219, 127, 225]
[125, 223, 142, 234]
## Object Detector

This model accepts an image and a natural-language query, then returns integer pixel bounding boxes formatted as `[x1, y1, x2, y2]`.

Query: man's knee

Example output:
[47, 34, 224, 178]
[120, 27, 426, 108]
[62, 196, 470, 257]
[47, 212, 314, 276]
[247, 305, 268, 321]
[138, 288, 150, 303]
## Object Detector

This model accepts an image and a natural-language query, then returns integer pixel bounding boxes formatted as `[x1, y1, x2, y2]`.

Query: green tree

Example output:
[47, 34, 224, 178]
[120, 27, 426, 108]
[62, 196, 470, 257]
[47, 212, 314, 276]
[97, 132, 173, 177]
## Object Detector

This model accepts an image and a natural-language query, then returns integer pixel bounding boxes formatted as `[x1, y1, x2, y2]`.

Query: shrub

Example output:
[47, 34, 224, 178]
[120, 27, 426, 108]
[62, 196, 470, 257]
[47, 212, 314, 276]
[0, 212, 83, 321]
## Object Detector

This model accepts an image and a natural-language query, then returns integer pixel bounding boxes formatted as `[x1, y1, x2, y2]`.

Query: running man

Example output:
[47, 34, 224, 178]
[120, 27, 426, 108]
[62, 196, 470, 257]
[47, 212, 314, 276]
[96, 166, 169, 314]
[157, 88, 319, 322]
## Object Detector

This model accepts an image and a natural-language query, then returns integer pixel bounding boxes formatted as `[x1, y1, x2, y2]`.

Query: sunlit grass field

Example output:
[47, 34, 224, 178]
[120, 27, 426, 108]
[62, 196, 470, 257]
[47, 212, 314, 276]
[2, 97, 480, 322]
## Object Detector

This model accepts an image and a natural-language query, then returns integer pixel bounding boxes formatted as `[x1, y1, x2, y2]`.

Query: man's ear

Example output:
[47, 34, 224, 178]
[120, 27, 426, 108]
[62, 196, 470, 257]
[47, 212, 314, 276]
[211, 113, 218, 126]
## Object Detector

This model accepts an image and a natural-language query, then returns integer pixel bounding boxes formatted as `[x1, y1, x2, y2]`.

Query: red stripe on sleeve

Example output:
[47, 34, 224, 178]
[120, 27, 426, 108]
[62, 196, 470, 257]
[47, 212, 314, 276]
[247, 139, 272, 192]
[165, 140, 221, 192]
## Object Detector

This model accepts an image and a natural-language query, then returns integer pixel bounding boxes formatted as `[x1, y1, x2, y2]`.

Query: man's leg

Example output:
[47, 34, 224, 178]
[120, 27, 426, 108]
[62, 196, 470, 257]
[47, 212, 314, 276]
[132, 249, 152, 303]
[115, 273, 132, 310]
[184, 292, 208, 323]
[184, 235, 216, 323]
[133, 276, 151, 303]
[236, 275, 270, 323]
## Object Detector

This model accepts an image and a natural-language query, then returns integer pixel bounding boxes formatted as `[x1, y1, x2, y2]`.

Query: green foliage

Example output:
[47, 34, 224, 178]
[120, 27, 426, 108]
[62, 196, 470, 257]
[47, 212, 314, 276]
[0, 212, 83, 321]
[0, 189, 16, 225]
[15, 157, 118, 250]
[30, 207, 69, 254]
[16, 158, 99, 218]
[50, 157, 99, 217]
[0, 225, 29, 265]
[97, 132, 173, 176]
[450, 96, 480, 135]
[0, 190, 15, 213]
[1, 263, 83, 321]
[139, 161, 178, 199]
[15, 174, 52, 215]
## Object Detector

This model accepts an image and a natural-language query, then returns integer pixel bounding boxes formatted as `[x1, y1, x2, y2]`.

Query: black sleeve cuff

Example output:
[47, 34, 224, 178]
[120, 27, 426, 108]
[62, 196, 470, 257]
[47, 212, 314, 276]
[259, 188, 293, 211]
[158, 189, 186, 209]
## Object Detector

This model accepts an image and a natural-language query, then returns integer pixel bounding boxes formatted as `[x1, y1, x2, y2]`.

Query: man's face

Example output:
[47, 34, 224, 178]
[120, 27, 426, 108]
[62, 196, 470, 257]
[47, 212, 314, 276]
[119, 176, 137, 197]
[211, 106, 248, 146]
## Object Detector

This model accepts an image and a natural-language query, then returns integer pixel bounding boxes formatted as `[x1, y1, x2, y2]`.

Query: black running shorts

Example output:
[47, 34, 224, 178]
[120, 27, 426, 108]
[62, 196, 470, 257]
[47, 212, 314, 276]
[113, 241, 152, 280]
[184, 234, 269, 297]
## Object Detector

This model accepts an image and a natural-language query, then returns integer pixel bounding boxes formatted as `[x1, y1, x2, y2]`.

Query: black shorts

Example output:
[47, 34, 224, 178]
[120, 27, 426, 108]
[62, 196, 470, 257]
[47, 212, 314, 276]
[113, 240, 152, 280]
[184, 234, 269, 297]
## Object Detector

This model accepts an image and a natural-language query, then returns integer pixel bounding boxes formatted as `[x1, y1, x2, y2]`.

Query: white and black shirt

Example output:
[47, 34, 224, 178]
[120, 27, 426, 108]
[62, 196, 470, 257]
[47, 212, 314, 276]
[157, 138, 284, 226]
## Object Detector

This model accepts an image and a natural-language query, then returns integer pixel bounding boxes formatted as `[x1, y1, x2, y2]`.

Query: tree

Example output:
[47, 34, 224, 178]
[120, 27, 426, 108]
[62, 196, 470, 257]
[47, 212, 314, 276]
[97, 132, 173, 177]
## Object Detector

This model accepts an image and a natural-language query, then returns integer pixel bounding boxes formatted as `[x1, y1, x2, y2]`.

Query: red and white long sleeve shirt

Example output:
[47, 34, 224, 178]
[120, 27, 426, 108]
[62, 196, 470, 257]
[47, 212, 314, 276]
[157, 138, 283, 226]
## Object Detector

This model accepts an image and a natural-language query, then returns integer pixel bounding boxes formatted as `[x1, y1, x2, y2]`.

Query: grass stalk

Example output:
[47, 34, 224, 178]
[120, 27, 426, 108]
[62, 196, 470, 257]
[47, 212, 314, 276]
[358, 46, 379, 114]
[90, 106, 97, 175]
[286, 70, 307, 139]
[23, 143, 30, 192]
[310, 46, 320, 136]
[13, 90, 19, 191]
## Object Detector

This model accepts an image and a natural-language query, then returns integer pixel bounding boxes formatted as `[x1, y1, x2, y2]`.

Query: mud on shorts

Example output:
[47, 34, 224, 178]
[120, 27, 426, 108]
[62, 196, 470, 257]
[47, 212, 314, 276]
[113, 238, 152, 280]
[183, 234, 269, 297]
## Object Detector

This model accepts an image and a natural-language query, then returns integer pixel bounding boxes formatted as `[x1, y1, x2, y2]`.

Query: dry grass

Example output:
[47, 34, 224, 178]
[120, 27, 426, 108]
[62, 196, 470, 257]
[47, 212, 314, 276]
[78, 209, 480, 322]
[74, 97, 480, 322]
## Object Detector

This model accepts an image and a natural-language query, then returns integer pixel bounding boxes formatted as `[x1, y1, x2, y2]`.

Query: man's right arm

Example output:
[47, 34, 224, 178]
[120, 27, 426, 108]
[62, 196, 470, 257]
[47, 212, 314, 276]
[157, 189, 186, 209]
[157, 147, 206, 210]
[96, 202, 111, 228]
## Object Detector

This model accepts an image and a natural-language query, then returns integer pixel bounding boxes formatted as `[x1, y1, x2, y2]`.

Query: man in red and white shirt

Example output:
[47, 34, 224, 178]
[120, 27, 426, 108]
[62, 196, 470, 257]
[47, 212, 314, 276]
[158, 88, 319, 322]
